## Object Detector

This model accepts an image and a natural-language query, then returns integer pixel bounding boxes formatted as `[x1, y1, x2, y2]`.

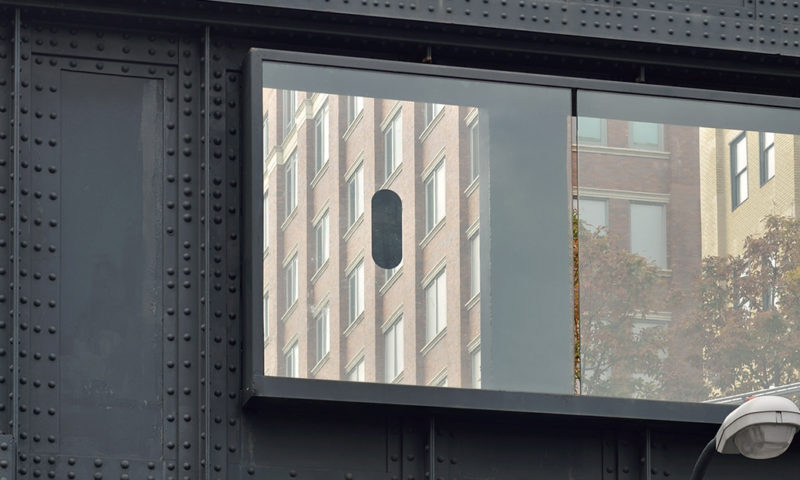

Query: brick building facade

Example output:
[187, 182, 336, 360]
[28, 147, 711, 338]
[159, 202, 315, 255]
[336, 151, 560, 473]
[261, 90, 483, 388]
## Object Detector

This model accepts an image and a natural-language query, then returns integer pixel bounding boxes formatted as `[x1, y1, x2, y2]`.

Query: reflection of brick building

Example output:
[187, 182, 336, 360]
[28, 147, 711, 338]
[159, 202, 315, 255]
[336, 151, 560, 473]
[261, 90, 482, 388]
[577, 118, 702, 320]
[699, 129, 795, 258]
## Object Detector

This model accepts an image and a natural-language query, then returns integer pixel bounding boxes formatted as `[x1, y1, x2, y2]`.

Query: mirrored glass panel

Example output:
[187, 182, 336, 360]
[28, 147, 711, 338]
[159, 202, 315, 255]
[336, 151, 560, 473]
[258, 60, 573, 392]
[577, 93, 800, 404]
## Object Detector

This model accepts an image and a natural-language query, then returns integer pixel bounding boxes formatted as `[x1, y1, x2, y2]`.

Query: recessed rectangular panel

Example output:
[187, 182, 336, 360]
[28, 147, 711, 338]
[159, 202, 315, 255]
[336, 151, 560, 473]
[59, 71, 163, 457]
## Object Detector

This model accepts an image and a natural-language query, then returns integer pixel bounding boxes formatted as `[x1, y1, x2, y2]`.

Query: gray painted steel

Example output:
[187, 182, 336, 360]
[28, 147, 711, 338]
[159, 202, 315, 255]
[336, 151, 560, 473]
[208, 0, 800, 58]
[0, 1, 792, 479]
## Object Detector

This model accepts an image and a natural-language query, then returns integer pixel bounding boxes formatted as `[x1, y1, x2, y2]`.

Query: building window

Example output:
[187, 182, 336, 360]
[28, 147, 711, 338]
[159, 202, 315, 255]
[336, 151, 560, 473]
[424, 161, 445, 233]
[347, 359, 365, 382]
[268, 292, 269, 346]
[760, 132, 775, 185]
[470, 233, 480, 298]
[629, 203, 667, 269]
[629, 121, 662, 149]
[263, 191, 269, 255]
[577, 117, 605, 144]
[314, 211, 329, 270]
[731, 133, 748, 208]
[285, 343, 299, 378]
[315, 305, 330, 363]
[384, 317, 404, 382]
[425, 103, 443, 126]
[384, 258, 403, 283]
[578, 197, 608, 232]
[314, 102, 329, 174]
[348, 260, 365, 325]
[471, 348, 481, 388]
[347, 164, 364, 227]
[268, 113, 269, 161]
[384, 111, 402, 181]
[285, 254, 298, 308]
[285, 151, 297, 219]
[425, 269, 447, 341]
[469, 117, 479, 181]
[282, 90, 296, 134]
[347, 96, 363, 125]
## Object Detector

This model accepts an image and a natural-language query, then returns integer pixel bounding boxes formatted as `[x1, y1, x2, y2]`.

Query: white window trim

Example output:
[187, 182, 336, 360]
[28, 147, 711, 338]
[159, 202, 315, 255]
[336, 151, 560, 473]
[344, 349, 366, 375]
[419, 103, 445, 143]
[379, 102, 402, 130]
[428, 368, 448, 387]
[380, 306, 404, 334]
[421, 257, 447, 288]
[420, 326, 447, 356]
[576, 187, 670, 204]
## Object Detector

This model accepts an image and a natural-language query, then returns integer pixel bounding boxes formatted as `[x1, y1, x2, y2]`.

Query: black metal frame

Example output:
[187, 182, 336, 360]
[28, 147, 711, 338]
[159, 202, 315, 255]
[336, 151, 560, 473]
[243, 47, 800, 425]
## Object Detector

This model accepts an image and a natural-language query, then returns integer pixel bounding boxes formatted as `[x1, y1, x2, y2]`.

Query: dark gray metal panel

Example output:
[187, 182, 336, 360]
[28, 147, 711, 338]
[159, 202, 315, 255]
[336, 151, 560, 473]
[17, 17, 183, 480]
[204, 0, 800, 57]
[175, 34, 203, 480]
[439, 415, 603, 479]
[0, 13, 15, 444]
[651, 429, 800, 479]
[59, 68, 163, 457]
[241, 406, 396, 477]
[205, 36, 249, 479]
[204, 35, 248, 480]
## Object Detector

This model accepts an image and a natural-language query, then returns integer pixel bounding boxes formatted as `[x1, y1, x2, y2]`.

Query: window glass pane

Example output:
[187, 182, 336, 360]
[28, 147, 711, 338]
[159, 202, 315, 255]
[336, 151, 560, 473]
[578, 198, 607, 231]
[629, 121, 661, 148]
[577, 91, 800, 404]
[470, 234, 480, 298]
[629, 203, 666, 269]
[469, 117, 479, 181]
[577, 117, 604, 143]
[260, 59, 571, 392]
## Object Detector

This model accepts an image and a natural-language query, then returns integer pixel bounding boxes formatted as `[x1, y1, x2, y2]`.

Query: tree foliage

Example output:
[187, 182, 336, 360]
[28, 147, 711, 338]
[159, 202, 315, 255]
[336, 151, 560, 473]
[577, 220, 667, 398]
[577, 214, 800, 401]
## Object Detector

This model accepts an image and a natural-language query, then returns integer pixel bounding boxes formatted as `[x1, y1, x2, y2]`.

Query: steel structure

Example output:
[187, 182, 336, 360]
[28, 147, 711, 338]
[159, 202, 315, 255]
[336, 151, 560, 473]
[0, 0, 792, 479]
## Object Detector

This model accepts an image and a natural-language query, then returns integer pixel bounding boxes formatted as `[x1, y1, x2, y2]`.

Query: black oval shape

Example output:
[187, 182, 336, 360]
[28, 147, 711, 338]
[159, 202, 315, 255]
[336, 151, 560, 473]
[372, 189, 403, 269]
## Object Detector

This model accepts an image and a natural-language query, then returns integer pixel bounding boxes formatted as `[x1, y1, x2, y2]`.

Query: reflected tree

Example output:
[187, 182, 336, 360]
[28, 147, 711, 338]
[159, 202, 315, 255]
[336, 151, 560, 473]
[696, 215, 800, 399]
[577, 217, 668, 398]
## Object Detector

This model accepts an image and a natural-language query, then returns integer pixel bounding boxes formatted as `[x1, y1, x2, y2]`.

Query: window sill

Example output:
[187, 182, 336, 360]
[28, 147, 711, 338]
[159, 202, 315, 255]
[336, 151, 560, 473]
[342, 110, 364, 141]
[343, 214, 364, 242]
[465, 292, 480, 311]
[343, 312, 365, 338]
[310, 161, 330, 189]
[311, 352, 330, 377]
[572, 144, 670, 160]
[389, 371, 404, 384]
[420, 326, 447, 357]
[311, 259, 330, 285]
[280, 301, 298, 324]
[419, 218, 445, 249]
[379, 267, 403, 296]
[380, 163, 403, 190]
[281, 207, 298, 231]
[418, 108, 445, 143]
[464, 176, 479, 197]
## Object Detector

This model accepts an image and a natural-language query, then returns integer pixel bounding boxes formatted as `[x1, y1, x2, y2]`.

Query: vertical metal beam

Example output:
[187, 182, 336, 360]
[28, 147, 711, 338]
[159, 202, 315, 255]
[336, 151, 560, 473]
[202, 24, 212, 480]
[428, 416, 436, 480]
[11, 7, 20, 454]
